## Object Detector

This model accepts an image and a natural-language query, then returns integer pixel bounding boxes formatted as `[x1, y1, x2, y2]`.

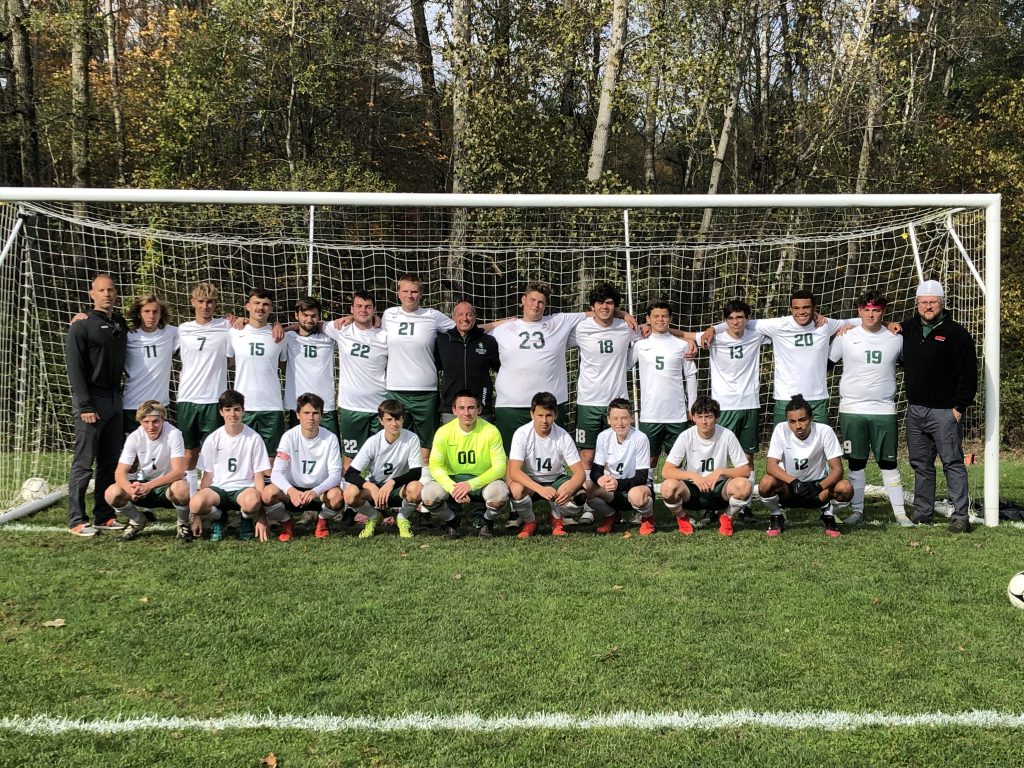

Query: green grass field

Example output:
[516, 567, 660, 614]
[1, 461, 1022, 767]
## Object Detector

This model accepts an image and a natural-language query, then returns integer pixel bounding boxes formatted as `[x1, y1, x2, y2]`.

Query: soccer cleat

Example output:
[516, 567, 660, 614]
[119, 520, 147, 541]
[314, 517, 330, 538]
[358, 516, 378, 539]
[479, 520, 495, 538]
[638, 517, 656, 536]
[396, 517, 414, 539]
[516, 520, 537, 539]
[239, 516, 255, 541]
[766, 514, 785, 537]
[947, 518, 972, 534]
[443, 521, 462, 540]
[718, 514, 734, 537]
[175, 524, 194, 543]
[95, 518, 126, 531]
[843, 511, 863, 525]
[277, 519, 294, 542]
[821, 514, 841, 538]
[894, 513, 915, 528]
[69, 523, 99, 537]
[549, 515, 567, 537]
[210, 519, 226, 542]
[676, 515, 694, 536]
[595, 512, 620, 534]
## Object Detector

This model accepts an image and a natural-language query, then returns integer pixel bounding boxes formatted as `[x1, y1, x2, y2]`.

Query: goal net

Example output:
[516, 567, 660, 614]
[0, 192, 999, 523]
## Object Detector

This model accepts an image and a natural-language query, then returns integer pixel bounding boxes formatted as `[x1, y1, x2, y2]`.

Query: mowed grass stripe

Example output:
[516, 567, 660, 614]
[4, 710, 1024, 734]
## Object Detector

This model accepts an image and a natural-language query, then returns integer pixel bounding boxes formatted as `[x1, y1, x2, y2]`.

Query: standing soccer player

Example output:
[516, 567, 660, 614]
[660, 396, 752, 537]
[759, 395, 853, 538]
[66, 274, 129, 536]
[343, 399, 423, 539]
[177, 282, 234, 496]
[190, 389, 270, 541]
[380, 274, 455, 462]
[507, 392, 586, 538]
[261, 392, 344, 542]
[587, 399, 653, 535]
[422, 390, 509, 538]
[325, 290, 388, 468]
[284, 297, 339, 437]
[122, 294, 178, 435]
[701, 300, 770, 501]
[633, 299, 698, 467]
[572, 283, 643, 470]
[230, 288, 286, 455]
[105, 401, 190, 541]
[828, 290, 911, 526]
[488, 283, 587, 451]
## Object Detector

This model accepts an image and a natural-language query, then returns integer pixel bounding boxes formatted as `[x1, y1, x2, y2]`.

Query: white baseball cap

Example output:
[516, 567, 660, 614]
[915, 280, 944, 299]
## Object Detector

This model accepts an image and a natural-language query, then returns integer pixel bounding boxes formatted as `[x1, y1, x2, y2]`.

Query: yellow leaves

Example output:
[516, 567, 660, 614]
[42, 618, 66, 628]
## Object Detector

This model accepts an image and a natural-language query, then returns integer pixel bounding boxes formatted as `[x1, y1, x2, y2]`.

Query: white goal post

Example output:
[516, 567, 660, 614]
[0, 189, 1001, 525]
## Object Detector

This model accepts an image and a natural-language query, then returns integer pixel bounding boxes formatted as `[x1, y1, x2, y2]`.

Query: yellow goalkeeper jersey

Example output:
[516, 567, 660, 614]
[428, 418, 507, 493]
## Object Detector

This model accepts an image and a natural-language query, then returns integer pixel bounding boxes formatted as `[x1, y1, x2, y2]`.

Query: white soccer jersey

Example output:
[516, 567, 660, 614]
[381, 307, 455, 390]
[766, 421, 843, 482]
[509, 422, 581, 483]
[490, 312, 587, 407]
[229, 325, 286, 410]
[666, 425, 748, 477]
[177, 317, 233, 405]
[123, 326, 179, 408]
[633, 332, 698, 422]
[593, 426, 651, 481]
[744, 317, 853, 401]
[198, 425, 271, 492]
[118, 422, 185, 482]
[284, 331, 337, 411]
[828, 326, 902, 415]
[572, 318, 641, 406]
[350, 428, 423, 485]
[707, 328, 769, 410]
[324, 323, 389, 413]
[272, 425, 343, 493]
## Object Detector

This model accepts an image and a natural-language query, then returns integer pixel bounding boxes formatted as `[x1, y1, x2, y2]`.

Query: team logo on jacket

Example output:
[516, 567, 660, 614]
[475, 343, 487, 355]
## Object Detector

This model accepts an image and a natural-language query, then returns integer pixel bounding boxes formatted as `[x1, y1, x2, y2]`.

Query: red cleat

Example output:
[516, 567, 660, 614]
[314, 517, 330, 538]
[676, 515, 694, 536]
[718, 514, 734, 537]
[517, 520, 538, 539]
[549, 515, 567, 537]
[638, 517, 656, 536]
[596, 512, 620, 534]
[277, 519, 294, 542]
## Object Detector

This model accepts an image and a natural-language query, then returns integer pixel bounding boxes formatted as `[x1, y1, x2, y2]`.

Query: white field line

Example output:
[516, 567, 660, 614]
[2, 711, 1024, 735]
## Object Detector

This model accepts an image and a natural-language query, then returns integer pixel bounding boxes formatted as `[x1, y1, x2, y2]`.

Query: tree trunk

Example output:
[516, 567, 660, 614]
[284, 0, 297, 179]
[448, 0, 472, 288]
[411, 0, 442, 139]
[102, 0, 125, 184]
[642, 67, 659, 190]
[586, 0, 627, 182]
[7, 0, 39, 185]
[71, 0, 92, 189]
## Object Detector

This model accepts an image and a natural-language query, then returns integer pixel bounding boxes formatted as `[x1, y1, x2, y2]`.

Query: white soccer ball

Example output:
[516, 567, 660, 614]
[1008, 572, 1024, 610]
[20, 477, 50, 502]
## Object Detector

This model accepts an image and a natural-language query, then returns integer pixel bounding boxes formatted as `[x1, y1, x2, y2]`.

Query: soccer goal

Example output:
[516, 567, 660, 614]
[0, 190, 1000, 525]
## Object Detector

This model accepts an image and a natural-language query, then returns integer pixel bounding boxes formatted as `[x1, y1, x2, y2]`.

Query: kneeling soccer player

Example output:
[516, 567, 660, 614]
[759, 394, 853, 538]
[189, 389, 270, 541]
[660, 395, 752, 538]
[506, 391, 586, 538]
[422, 390, 509, 539]
[343, 399, 423, 539]
[587, 398, 653, 534]
[261, 392, 344, 542]
[105, 400, 191, 541]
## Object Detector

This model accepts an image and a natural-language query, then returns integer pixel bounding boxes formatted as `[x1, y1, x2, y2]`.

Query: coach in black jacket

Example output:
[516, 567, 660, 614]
[435, 302, 500, 422]
[65, 274, 129, 536]
[901, 280, 978, 532]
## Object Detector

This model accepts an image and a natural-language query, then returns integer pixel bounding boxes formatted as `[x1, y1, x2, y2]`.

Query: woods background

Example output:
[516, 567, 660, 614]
[0, 0, 1020, 444]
